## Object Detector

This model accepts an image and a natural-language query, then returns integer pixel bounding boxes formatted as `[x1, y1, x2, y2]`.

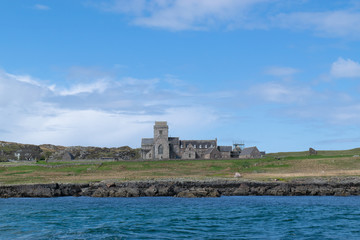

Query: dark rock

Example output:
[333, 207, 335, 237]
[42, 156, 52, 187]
[106, 182, 116, 188]
[114, 189, 127, 197]
[125, 188, 140, 197]
[233, 183, 250, 195]
[92, 188, 108, 197]
[2, 179, 360, 198]
[207, 189, 221, 197]
[176, 191, 197, 198]
[309, 148, 317, 155]
[144, 185, 158, 196]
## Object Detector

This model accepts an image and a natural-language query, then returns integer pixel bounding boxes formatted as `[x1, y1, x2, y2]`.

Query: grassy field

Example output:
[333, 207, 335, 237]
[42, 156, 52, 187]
[1, 148, 360, 185]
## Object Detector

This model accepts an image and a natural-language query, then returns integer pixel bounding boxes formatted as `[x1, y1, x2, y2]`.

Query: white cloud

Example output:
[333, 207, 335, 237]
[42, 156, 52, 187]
[33, 4, 50, 11]
[274, 11, 360, 38]
[265, 66, 299, 77]
[0, 69, 222, 147]
[0, 70, 49, 107]
[253, 82, 312, 104]
[58, 79, 110, 96]
[5, 104, 219, 147]
[95, 0, 269, 30]
[92, 1, 360, 38]
[330, 57, 360, 78]
[324, 104, 360, 125]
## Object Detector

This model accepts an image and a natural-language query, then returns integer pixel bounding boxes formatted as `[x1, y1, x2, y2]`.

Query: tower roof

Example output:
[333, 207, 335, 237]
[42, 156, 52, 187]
[155, 121, 167, 126]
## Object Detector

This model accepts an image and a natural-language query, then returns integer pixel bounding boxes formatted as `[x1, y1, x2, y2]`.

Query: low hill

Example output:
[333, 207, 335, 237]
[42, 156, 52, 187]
[0, 141, 140, 162]
[267, 148, 360, 158]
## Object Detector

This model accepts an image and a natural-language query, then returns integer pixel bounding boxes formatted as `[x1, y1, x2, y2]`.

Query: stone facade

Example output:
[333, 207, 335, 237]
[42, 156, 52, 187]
[239, 147, 261, 159]
[141, 121, 233, 160]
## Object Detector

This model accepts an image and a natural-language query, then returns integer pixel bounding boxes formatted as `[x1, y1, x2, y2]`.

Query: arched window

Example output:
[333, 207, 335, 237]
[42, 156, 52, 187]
[158, 145, 163, 154]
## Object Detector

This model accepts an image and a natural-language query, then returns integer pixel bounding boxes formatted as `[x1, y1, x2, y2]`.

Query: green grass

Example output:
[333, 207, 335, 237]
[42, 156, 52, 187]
[1, 147, 360, 184]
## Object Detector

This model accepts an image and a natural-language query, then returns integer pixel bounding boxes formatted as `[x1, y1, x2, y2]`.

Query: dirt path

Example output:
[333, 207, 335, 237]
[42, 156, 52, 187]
[245, 169, 360, 179]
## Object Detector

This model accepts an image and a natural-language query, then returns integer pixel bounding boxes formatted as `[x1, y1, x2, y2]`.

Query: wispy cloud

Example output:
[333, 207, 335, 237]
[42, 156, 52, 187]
[273, 10, 360, 38]
[265, 66, 299, 77]
[33, 4, 50, 11]
[252, 82, 312, 104]
[58, 79, 110, 96]
[91, 1, 360, 39]
[330, 57, 360, 78]
[93, 0, 269, 30]
[330, 104, 360, 124]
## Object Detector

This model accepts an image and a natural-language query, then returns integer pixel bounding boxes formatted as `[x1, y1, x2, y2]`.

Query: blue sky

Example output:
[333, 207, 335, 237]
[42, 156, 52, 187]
[1, 0, 360, 152]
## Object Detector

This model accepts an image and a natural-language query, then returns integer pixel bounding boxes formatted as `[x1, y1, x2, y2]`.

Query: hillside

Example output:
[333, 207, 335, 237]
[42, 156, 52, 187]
[0, 146, 360, 184]
[0, 141, 140, 162]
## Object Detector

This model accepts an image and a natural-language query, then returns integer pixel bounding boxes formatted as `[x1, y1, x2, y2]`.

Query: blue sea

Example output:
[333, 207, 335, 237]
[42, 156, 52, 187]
[1, 196, 360, 239]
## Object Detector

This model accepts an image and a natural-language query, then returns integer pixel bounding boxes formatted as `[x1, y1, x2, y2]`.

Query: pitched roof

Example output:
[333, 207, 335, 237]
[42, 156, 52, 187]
[205, 147, 216, 155]
[185, 143, 195, 150]
[168, 137, 179, 144]
[239, 146, 258, 156]
[180, 140, 216, 147]
[218, 146, 232, 152]
[141, 138, 154, 145]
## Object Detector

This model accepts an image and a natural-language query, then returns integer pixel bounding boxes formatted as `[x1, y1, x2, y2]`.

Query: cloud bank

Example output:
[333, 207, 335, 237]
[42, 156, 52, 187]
[1, 59, 360, 148]
[0, 69, 222, 147]
[92, 0, 360, 38]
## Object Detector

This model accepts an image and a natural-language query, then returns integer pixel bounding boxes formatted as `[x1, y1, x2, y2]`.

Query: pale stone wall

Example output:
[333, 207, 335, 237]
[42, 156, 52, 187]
[154, 121, 169, 159]
[141, 142, 153, 160]
[204, 148, 222, 159]
[181, 144, 196, 159]
[220, 151, 231, 159]
[251, 148, 261, 158]
[178, 140, 217, 158]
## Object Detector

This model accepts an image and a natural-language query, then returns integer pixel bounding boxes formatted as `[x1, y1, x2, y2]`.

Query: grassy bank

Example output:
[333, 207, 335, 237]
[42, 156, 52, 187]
[1, 148, 360, 185]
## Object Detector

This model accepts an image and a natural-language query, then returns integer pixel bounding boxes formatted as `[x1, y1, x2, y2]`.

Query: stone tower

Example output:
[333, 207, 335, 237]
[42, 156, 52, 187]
[154, 121, 169, 159]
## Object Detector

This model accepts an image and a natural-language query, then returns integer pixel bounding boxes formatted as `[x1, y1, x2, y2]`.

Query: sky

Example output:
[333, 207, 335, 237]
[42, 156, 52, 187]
[1, 0, 360, 153]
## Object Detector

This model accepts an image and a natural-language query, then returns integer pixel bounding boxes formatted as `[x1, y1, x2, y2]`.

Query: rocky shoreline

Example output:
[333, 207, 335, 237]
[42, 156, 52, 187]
[1, 178, 360, 198]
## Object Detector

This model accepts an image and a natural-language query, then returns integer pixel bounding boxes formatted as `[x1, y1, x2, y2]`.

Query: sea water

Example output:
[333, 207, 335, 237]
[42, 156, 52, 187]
[1, 196, 360, 239]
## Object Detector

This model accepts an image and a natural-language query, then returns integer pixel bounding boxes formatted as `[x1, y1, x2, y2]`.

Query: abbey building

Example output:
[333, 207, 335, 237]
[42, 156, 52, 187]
[141, 121, 263, 160]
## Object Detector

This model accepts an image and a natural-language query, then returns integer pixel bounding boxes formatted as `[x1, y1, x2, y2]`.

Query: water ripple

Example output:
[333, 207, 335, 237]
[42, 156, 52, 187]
[1, 196, 360, 239]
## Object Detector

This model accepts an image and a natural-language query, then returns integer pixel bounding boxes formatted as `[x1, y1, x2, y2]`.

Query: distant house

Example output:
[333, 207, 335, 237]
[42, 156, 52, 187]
[181, 144, 197, 159]
[204, 147, 221, 159]
[62, 152, 74, 161]
[217, 146, 232, 159]
[239, 147, 262, 159]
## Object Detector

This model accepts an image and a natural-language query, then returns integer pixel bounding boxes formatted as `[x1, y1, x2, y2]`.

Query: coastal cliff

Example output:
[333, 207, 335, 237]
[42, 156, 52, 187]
[1, 179, 360, 198]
